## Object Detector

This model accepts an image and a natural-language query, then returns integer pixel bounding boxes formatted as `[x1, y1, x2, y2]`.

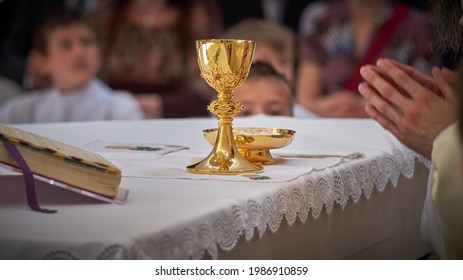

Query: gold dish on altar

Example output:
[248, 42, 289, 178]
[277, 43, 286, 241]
[203, 127, 296, 165]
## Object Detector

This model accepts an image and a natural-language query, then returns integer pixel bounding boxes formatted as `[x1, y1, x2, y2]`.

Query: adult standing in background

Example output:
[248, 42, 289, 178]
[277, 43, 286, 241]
[218, 0, 427, 33]
[217, 0, 309, 33]
[90, 0, 221, 118]
[296, 0, 440, 118]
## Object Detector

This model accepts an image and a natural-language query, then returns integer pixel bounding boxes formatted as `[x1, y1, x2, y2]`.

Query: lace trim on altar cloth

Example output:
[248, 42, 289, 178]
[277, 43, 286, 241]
[42, 147, 430, 260]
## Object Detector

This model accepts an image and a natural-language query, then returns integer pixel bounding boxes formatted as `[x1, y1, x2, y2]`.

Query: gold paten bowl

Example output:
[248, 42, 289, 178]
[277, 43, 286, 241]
[203, 127, 296, 165]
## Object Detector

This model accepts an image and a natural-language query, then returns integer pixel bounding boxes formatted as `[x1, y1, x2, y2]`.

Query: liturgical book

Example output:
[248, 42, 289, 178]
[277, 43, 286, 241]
[0, 123, 127, 205]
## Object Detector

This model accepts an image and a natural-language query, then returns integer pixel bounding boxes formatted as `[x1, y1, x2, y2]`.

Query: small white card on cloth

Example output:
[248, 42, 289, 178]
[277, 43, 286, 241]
[82, 140, 189, 155]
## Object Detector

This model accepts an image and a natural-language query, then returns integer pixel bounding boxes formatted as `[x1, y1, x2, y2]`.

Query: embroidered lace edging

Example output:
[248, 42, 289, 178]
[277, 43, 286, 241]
[122, 147, 428, 260]
[42, 147, 429, 260]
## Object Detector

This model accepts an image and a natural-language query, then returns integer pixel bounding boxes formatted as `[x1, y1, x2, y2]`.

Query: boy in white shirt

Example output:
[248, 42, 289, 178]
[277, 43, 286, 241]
[0, 11, 143, 124]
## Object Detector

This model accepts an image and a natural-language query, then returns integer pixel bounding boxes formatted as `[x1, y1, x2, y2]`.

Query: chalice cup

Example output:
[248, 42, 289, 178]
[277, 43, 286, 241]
[187, 39, 262, 174]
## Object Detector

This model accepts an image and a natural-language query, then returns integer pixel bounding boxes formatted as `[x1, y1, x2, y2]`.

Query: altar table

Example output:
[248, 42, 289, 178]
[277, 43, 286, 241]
[0, 116, 431, 259]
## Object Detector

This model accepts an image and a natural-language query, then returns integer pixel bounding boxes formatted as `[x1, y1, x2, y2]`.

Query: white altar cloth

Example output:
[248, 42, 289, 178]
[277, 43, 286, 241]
[0, 116, 430, 259]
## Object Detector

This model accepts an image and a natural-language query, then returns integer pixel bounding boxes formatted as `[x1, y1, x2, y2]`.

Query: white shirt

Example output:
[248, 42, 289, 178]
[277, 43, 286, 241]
[0, 79, 143, 124]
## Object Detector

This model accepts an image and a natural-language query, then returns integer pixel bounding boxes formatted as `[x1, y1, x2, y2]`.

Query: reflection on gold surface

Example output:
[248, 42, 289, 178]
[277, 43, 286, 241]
[187, 39, 263, 174]
[204, 128, 296, 165]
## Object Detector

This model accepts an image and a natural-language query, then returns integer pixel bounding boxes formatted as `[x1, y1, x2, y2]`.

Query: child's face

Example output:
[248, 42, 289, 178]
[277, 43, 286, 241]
[43, 23, 101, 92]
[234, 78, 292, 117]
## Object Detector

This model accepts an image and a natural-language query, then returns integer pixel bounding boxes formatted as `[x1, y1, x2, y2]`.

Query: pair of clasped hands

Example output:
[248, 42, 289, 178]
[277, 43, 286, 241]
[358, 58, 458, 159]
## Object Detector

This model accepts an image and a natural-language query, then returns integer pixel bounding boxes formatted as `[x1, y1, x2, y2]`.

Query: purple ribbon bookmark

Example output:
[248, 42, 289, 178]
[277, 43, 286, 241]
[3, 142, 57, 213]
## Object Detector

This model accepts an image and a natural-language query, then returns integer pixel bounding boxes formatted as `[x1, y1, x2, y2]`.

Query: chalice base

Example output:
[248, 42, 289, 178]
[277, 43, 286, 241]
[187, 126, 263, 175]
[186, 151, 263, 175]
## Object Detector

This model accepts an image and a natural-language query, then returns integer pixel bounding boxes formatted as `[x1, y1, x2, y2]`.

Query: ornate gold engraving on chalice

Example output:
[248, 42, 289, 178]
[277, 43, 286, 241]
[187, 39, 262, 174]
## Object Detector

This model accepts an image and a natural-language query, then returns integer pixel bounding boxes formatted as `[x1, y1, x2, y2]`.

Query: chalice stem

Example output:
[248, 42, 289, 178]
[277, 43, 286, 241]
[187, 101, 261, 174]
[214, 125, 236, 172]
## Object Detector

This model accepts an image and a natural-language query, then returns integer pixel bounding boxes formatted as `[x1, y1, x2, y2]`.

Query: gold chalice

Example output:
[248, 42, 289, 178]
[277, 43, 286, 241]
[187, 39, 262, 174]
